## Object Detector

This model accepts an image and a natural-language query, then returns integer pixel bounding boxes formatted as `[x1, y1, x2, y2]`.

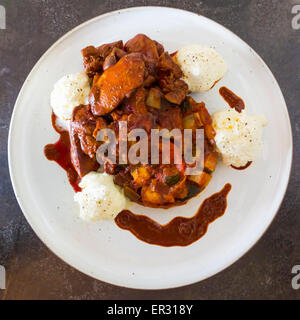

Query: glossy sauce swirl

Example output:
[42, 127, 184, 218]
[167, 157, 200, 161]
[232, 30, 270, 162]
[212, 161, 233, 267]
[115, 183, 231, 247]
[219, 86, 245, 113]
[231, 161, 252, 170]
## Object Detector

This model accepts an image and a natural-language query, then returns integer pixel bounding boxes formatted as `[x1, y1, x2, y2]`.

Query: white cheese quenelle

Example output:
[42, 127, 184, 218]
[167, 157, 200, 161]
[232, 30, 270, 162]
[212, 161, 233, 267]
[50, 71, 91, 126]
[74, 172, 128, 221]
[212, 108, 267, 167]
[174, 45, 227, 92]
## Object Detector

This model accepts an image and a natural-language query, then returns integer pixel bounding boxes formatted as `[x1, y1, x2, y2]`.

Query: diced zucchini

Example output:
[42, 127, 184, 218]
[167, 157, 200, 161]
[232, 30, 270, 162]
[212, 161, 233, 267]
[193, 112, 203, 127]
[199, 105, 212, 125]
[124, 186, 141, 202]
[164, 174, 180, 186]
[182, 114, 195, 129]
[181, 99, 191, 112]
[146, 87, 162, 109]
[171, 178, 188, 199]
[188, 172, 212, 191]
[204, 152, 218, 173]
[204, 124, 216, 145]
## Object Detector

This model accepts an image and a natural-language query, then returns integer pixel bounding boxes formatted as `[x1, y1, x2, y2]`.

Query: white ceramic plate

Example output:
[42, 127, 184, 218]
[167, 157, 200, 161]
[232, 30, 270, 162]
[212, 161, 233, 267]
[8, 7, 292, 289]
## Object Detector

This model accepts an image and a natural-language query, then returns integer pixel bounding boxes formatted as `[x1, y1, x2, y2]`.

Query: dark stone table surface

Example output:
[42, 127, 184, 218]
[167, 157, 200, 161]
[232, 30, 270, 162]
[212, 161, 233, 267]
[0, 0, 299, 300]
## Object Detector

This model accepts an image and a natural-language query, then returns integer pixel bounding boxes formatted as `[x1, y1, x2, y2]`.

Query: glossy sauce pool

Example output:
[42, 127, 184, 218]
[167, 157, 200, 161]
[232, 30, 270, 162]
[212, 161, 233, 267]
[44, 114, 81, 192]
[219, 86, 245, 113]
[115, 183, 231, 247]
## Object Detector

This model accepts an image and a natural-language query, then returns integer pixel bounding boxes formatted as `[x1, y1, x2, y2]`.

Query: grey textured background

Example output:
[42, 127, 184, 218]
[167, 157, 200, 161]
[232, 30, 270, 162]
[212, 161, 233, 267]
[0, 0, 299, 300]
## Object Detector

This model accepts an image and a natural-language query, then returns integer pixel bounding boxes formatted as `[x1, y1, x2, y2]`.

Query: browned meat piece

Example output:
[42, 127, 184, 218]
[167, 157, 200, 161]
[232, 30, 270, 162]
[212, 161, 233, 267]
[70, 133, 99, 178]
[122, 87, 148, 115]
[113, 167, 137, 190]
[125, 34, 162, 76]
[143, 75, 156, 87]
[159, 77, 189, 105]
[157, 52, 189, 104]
[153, 40, 165, 56]
[89, 53, 146, 116]
[125, 89, 154, 133]
[125, 34, 160, 61]
[69, 105, 106, 177]
[127, 112, 154, 133]
[109, 88, 147, 122]
[103, 47, 127, 71]
[103, 162, 117, 175]
[70, 104, 106, 157]
[81, 40, 123, 76]
[164, 85, 188, 104]
[102, 51, 117, 71]
[157, 105, 183, 130]
[112, 88, 154, 133]
[158, 52, 183, 78]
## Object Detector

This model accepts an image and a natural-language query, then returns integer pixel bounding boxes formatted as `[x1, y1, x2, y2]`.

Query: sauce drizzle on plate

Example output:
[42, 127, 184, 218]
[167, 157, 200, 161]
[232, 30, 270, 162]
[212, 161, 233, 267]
[44, 113, 81, 192]
[115, 183, 231, 246]
[231, 161, 252, 170]
[219, 86, 245, 113]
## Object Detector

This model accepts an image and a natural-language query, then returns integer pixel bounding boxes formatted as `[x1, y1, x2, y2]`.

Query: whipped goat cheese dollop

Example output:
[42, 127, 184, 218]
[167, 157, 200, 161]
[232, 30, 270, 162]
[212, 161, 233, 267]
[174, 45, 227, 92]
[212, 108, 267, 167]
[74, 172, 127, 221]
[50, 71, 90, 123]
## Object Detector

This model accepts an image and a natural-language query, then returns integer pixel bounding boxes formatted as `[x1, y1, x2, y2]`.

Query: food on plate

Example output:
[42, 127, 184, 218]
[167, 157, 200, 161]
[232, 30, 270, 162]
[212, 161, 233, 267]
[174, 45, 227, 92]
[89, 53, 146, 116]
[74, 171, 127, 221]
[69, 104, 105, 177]
[219, 86, 244, 113]
[50, 34, 218, 209]
[81, 40, 124, 76]
[50, 72, 90, 123]
[44, 33, 267, 246]
[116, 183, 231, 246]
[212, 108, 267, 167]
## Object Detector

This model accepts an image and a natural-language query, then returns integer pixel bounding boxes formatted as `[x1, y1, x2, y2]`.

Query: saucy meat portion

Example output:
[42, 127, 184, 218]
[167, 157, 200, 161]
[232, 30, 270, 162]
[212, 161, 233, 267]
[125, 33, 161, 77]
[69, 105, 100, 177]
[125, 34, 161, 61]
[109, 93, 218, 207]
[49, 34, 219, 208]
[89, 53, 146, 116]
[81, 40, 124, 76]
[158, 52, 189, 105]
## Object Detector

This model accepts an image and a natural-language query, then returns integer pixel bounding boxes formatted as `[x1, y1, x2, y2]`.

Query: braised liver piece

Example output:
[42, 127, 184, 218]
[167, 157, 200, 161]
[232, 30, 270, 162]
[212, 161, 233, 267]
[69, 105, 102, 177]
[81, 40, 124, 76]
[89, 53, 146, 116]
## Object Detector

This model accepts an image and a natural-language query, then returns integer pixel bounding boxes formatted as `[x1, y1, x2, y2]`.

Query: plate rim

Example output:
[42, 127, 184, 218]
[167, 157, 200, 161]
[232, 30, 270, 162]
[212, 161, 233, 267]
[8, 6, 293, 289]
